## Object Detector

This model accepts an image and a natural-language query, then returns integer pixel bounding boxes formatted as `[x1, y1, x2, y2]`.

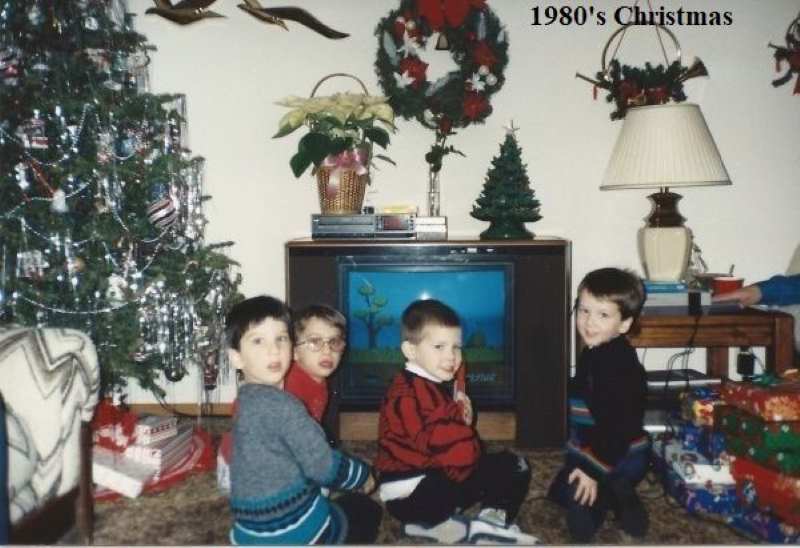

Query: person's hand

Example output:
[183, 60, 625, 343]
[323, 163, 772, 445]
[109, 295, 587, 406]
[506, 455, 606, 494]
[360, 471, 376, 495]
[568, 468, 597, 506]
[454, 390, 473, 425]
[712, 284, 762, 306]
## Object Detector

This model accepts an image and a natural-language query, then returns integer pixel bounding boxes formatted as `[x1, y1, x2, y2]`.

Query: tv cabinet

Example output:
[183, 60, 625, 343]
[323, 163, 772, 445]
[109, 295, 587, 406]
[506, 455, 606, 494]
[286, 237, 571, 448]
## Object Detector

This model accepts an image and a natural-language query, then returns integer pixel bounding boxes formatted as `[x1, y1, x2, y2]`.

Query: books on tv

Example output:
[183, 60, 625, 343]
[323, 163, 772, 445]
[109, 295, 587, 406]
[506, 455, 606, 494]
[643, 281, 689, 293]
[644, 289, 711, 307]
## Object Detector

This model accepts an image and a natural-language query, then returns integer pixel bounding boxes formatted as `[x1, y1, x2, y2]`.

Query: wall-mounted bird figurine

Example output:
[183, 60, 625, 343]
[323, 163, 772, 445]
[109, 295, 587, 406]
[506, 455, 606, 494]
[146, 0, 225, 26]
[237, 0, 349, 39]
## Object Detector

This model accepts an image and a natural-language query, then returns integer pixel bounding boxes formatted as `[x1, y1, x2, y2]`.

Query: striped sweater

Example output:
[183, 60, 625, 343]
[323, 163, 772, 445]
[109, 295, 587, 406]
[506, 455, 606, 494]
[229, 384, 369, 545]
[375, 366, 480, 484]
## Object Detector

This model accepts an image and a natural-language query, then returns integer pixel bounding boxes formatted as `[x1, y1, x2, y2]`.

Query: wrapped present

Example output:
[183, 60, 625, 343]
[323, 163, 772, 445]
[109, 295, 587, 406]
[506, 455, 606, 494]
[726, 505, 800, 544]
[724, 433, 800, 476]
[672, 418, 727, 462]
[720, 374, 800, 422]
[731, 455, 800, 526]
[133, 414, 178, 445]
[680, 386, 723, 427]
[652, 438, 734, 486]
[92, 446, 156, 498]
[652, 441, 739, 516]
[715, 405, 800, 452]
[124, 424, 193, 476]
[91, 398, 139, 452]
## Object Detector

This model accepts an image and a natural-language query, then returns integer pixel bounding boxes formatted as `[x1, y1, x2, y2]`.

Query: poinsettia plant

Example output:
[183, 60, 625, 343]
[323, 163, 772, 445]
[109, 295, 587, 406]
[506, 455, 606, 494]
[274, 92, 396, 178]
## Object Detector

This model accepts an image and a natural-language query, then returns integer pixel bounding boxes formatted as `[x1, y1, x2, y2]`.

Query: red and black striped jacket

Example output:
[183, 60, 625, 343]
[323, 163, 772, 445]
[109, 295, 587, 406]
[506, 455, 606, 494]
[375, 369, 480, 483]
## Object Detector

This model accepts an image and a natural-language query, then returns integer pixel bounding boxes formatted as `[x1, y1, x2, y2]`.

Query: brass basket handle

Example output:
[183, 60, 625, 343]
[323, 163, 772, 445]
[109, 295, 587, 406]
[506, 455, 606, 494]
[310, 73, 369, 97]
[601, 24, 681, 80]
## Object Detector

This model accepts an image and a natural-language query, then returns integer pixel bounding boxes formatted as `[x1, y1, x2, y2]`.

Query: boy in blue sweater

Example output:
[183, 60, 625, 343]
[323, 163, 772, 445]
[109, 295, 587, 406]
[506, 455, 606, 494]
[225, 295, 381, 545]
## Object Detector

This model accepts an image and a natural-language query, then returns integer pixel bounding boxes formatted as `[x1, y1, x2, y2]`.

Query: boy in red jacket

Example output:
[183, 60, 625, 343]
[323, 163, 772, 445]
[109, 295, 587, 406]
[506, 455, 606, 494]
[375, 299, 538, 544]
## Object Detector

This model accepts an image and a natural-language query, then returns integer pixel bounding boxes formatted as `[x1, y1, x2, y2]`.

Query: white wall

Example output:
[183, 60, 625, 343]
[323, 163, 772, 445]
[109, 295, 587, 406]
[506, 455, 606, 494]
[126, 0, 800, 404]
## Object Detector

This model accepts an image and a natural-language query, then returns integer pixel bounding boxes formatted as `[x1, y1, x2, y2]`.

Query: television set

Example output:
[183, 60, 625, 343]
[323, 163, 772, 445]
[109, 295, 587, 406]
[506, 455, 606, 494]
[286, 238, 570, 448]
[338, 260, 514, 406]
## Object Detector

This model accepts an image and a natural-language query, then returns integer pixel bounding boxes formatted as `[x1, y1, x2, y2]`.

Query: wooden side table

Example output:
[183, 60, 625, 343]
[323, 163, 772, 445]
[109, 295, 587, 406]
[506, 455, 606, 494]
[627, 306, 795, 377]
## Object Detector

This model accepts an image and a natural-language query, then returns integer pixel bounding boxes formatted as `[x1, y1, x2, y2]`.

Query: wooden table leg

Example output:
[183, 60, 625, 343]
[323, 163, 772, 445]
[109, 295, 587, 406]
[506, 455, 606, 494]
[768, 313, 795, 375]
[707, 347, 729, 378]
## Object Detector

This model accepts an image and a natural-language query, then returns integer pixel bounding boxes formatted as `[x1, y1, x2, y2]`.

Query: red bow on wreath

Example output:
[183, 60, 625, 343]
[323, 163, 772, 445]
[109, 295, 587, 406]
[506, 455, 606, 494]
[416, 0, 486, 30]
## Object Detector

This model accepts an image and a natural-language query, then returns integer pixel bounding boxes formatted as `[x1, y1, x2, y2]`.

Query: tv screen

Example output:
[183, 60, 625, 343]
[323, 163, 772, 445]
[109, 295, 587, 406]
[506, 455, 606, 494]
[338, 259, 514, 406]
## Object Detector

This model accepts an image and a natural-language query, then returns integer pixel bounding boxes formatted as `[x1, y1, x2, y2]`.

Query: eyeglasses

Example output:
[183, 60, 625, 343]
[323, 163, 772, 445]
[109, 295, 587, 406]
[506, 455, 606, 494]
[296, 336, 346, 353]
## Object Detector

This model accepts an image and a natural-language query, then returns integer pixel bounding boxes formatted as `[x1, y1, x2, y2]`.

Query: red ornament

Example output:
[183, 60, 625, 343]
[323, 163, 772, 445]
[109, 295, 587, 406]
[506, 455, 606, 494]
[399, 56, 429, 88]
[471, 41, 497, 68]
[618, 80, 641, 103]
[462, 91, 489, 120]
[438, 116, 453, 134]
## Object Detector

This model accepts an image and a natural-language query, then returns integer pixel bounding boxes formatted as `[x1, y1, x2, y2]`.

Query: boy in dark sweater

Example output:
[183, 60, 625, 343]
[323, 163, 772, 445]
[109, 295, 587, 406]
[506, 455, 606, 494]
[375, 299, 539, 544]
[548, 268, 650, 542]
[225, 296, 381, 545]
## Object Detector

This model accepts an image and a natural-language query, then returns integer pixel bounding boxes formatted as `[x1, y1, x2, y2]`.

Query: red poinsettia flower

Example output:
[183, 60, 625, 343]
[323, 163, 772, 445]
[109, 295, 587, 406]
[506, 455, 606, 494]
[617, 80, 641, 103]
[462, 91, 489, 120]
[646, 86, 669, 104]
[399, 56, 429, 88]
[416, 0, 487, 30]
[471, 41, 497, 68]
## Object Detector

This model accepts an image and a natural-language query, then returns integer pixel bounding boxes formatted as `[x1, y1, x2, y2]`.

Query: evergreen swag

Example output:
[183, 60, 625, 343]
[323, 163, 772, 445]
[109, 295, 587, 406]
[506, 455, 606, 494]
[0, 1, 241, 397]
[597, 59, 688, 121]
[471, 128, 541, 240]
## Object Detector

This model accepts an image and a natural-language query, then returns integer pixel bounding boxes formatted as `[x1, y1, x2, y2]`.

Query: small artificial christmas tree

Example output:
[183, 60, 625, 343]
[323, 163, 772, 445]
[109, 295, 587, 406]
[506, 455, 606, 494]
[0, 0, 241, 398]
[470, 123, 542, 240]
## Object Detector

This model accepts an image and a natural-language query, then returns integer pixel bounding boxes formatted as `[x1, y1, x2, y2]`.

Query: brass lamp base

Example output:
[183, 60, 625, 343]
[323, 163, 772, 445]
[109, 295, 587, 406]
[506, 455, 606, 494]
[639, 189, 691, 281]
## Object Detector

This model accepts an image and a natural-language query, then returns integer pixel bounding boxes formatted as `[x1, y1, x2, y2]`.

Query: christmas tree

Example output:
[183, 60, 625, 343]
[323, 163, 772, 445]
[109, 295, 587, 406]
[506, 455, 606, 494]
[0, 1, 241, 398]
[470, 124, 542, 240]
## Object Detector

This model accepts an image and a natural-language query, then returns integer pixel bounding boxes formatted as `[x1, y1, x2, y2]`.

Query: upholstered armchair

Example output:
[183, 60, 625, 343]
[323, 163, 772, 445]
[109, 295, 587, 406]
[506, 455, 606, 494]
[0, 326, 100, 544]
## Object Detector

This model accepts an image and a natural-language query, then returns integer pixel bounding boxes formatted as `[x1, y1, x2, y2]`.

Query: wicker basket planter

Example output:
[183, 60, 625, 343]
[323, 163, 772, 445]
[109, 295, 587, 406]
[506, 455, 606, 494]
[315, 164, 369, 215]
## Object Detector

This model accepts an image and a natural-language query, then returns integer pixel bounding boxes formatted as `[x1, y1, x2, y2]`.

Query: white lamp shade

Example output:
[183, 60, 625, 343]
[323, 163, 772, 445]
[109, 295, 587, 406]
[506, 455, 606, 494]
[601, 103, 731, 190]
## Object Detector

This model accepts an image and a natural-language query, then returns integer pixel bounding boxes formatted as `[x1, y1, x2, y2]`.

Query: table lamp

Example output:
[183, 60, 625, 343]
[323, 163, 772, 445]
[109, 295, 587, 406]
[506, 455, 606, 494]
[601, 103, 731, 281]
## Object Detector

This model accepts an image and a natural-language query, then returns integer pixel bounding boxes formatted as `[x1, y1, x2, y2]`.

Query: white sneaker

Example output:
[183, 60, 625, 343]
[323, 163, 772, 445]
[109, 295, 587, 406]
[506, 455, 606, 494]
[404, 515, 470, 544]
[467, 508, 541, 545]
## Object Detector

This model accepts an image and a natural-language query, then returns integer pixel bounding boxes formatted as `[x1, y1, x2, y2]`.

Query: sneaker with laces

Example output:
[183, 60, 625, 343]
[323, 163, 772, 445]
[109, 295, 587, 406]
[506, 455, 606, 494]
[403, 515, 469, 544]
[467, 508, 541, 545]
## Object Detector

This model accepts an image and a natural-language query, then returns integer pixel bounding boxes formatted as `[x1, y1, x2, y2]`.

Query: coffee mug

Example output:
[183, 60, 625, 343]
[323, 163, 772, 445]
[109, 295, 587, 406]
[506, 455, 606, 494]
[712, 276, 744, 295]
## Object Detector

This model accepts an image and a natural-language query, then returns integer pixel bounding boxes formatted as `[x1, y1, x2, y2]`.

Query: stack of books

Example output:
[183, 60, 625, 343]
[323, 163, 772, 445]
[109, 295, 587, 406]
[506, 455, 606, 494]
[643, 280, 710, 308]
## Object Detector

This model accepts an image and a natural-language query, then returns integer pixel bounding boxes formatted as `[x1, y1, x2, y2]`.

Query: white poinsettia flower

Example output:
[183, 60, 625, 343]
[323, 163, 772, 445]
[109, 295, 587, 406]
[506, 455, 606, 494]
[364, 103, 395, 124]
[276, 108, 307, 132]
[303, 96, 335, 114]
[362, 95, 390, 106]
[275, 95, 307, 107]
[333, 92, 364, 110]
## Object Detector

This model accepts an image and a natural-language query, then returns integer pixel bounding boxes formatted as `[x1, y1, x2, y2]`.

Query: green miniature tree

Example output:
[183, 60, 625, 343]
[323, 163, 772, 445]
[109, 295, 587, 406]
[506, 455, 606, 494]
[470, 125, 542, 240]
[0, 1, 241, 397]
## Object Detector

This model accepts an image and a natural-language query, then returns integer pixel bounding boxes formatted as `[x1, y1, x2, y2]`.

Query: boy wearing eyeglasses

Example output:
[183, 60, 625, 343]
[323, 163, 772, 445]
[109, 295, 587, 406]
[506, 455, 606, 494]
[225, 295, 381, 545]
[285, 304, 347, 424]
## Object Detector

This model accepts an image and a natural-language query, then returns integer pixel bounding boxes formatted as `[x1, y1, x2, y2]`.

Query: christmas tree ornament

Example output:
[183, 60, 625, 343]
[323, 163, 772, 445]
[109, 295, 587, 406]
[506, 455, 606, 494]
[105, 273, 127, 303]
[145, 0, 225, 26]
[576, 24, 708, 121]
[0, 45, 20, 85]
[237, 0, 349, 39]
[376, 0, 508, 215]
[470, 122, 542, 240]
[768, 10, 800, 95]
[27, 4, 42, 25]
[163, 364, 185, 383]
[147, 195, 179, 231]
[16, 250, 49, 279]
[50, 188, 68, 213]
[15, 111, 48, 149]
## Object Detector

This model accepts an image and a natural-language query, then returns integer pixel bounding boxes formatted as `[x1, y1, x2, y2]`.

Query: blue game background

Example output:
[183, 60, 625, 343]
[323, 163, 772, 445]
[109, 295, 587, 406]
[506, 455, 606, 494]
[339, 263, 514, 403]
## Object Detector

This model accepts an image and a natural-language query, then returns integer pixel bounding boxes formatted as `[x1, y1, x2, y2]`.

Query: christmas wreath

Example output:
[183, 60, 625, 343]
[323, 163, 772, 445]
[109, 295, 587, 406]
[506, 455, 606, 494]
[769, 11, 800, 94]
[375, 0, 508, 171]
[577, 25, 707, 121]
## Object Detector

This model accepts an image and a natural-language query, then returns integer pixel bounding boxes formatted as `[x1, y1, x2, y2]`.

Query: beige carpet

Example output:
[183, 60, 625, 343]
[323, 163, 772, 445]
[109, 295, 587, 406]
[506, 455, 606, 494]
[92, 432, 756, 545]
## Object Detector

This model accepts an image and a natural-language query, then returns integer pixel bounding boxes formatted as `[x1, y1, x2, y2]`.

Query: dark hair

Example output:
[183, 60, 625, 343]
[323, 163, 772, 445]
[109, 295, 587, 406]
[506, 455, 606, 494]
[401, 299, 461, 343]
[225, 295, 293, 351]
[293, 304, 347, 339]
[577, 267, 644, 320]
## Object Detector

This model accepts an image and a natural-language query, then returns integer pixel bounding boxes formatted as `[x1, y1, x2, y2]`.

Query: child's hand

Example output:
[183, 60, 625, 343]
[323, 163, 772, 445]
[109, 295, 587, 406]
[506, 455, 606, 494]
[568, 468, 597, 506]
[360, 471, 376, 495]
[454, 390, 473, 425]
